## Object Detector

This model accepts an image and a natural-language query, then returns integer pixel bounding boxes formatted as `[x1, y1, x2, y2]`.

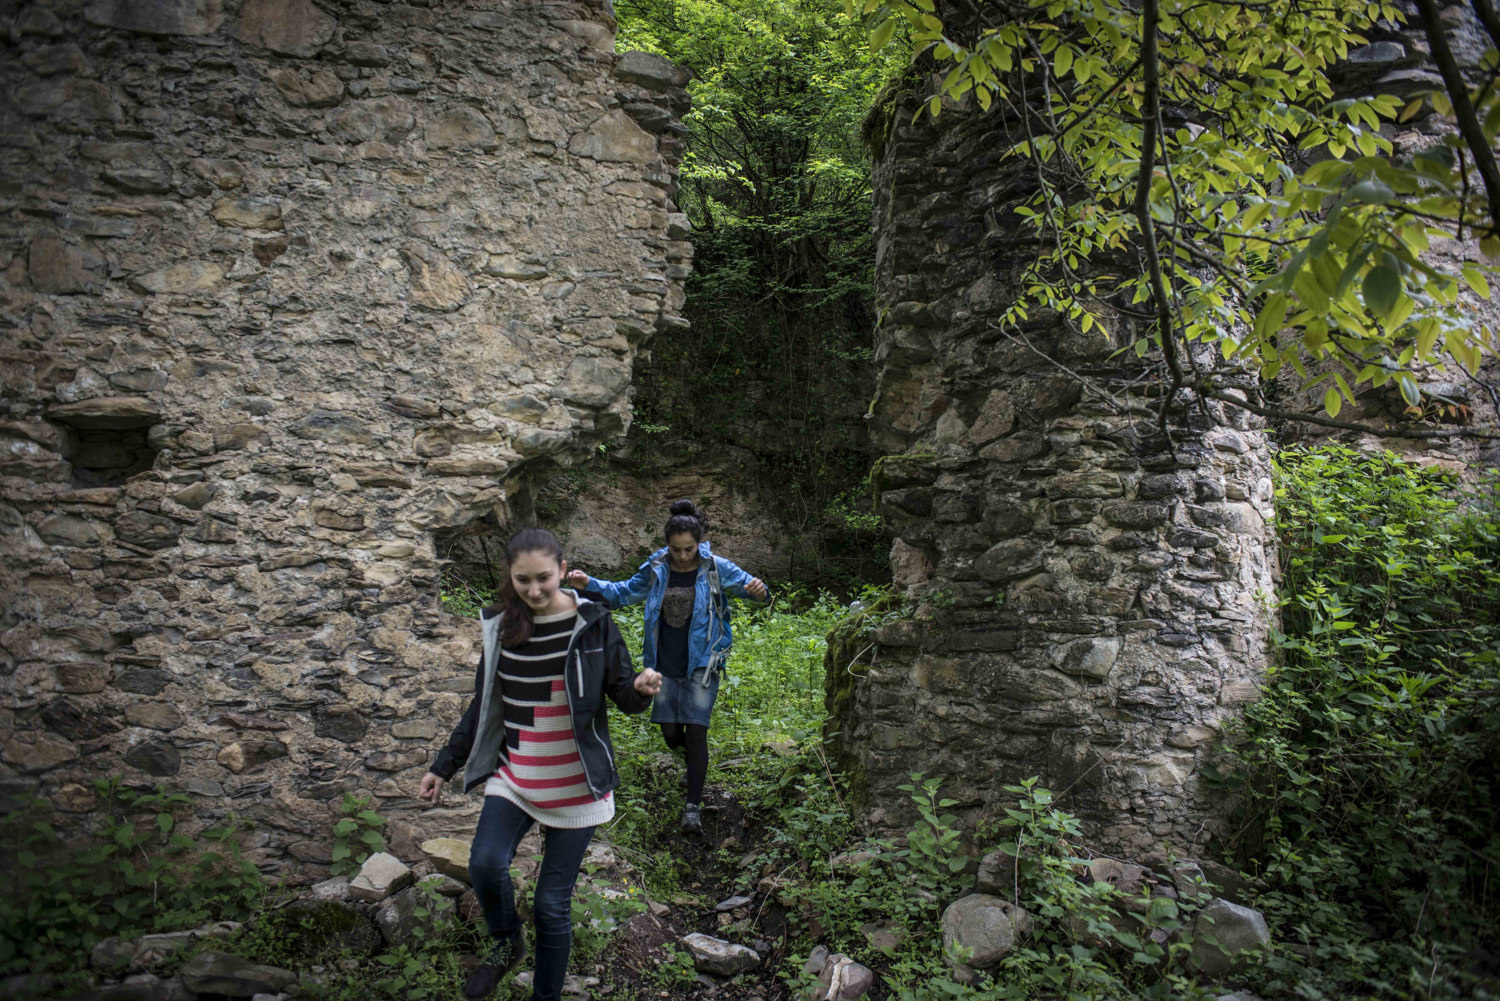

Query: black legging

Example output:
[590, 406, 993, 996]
[659, 722, 709, 805]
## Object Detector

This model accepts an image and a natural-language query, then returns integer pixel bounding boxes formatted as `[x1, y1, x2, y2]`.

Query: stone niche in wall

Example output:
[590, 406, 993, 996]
[0, 0, 691, 879]
[828, 64, 1277, 858]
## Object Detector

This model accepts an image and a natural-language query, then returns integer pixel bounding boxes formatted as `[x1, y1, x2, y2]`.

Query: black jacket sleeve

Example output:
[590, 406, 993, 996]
[429, 648, 485, 780]
[600, 615, 651, 715]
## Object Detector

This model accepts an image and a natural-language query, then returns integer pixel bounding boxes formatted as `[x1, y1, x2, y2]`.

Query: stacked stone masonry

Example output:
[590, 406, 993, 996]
[0, 0, 690, 878]
[828, 60, 1277, 856]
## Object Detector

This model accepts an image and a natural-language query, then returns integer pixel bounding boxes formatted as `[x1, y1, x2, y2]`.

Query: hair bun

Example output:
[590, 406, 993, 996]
[669, 499, 699, 518]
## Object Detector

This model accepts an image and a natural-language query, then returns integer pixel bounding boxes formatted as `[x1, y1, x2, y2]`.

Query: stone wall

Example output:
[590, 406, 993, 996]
[0, 0, 690, 879]
[826, 66, 1278, 856]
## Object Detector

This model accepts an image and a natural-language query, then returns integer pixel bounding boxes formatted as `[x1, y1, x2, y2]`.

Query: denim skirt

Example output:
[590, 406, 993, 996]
[649, 669, 719, 727]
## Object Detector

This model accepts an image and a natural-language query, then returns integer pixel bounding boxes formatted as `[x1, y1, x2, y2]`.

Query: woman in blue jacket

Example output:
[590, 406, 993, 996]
[568, 499, 768, 833]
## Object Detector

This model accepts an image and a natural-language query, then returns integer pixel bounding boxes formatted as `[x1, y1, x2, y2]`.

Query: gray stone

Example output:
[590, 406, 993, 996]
[350, 852, 414, 903]
[29, 230, 108, 294]
[560, 356, 631, 409]
[426, 107, 496, 149]
[391, 720, 436, 740]
[315, 706, 368, 743]
[420, 837, 472, 882]
[310, 876, 350, 901]
[941, 895, 1032, 981]
[614, 51, 683, 91]
[133, 262, 225, 295]
[402, 244, 470, 312]
[126, 702, 186, 731]
[104, 167, 174, 194]
[216, 739, 287, 773]
[1052, 637, 1121, 680]
[363, 749, 425, 772]
[2, 733, 79, 772]
[374, 884, 441, 947]
[345, 42, 390, 66]
[56, 663, 113, 694]
[976, 539, 1046, 582]
[86, 0, 226, 35]
[38, 514, 100, 547]
[179, 952, 297, 996]
[211, 197, 284, 230]
[568, 110, 658, 164]
[41, 697, 121, 741]
[682, 932, 760, 976]
[1191, 898, 1270, 976]
[326, 98, 415, 144]
[114, 511, 180, 550]
[192, 159, 243, 189]
[173, 483, 216, 509]
[268, 68, 344, 108]
[974, 849, 1018, 896]
[115, 669, 172, 695]
[124, 739, 181, 776]
[233, 0, 337, 56]
[289, 410, 373, 445]
[816, 954, 876, 1000]
[1346, 41, 1406, 64]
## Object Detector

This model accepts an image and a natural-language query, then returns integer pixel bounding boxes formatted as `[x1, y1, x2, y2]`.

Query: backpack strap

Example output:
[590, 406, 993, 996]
[704, 556, 728, 616]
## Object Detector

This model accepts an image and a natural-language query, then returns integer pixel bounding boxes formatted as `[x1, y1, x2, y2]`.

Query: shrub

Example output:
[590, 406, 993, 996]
[1217, 446, 1500, 999]
[0, 779, 265, 978]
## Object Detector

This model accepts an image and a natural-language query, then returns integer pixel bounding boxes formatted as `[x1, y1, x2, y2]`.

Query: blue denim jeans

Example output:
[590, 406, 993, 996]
[467, 796, 596, 1001]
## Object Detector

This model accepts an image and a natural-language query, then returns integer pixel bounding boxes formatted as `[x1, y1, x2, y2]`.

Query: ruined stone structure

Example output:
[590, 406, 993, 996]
[827, 71, 1278, 856]
[0, 0, 690, 878]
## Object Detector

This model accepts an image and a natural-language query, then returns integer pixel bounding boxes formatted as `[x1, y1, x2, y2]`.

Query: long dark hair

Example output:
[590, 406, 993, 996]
[495, 527, 565, 648]
[664, 498, 705, 544]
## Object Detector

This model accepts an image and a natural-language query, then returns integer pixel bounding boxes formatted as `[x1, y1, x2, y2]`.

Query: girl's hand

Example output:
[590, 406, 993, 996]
[566, 570, 590, 589]
[633, 668, 663, 696]
[746, 577, 768, 600]
[416, 772, 444, 804]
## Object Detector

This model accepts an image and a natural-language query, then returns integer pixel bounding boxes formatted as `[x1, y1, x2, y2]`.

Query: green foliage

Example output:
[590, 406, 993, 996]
[570, 872, 648, 965]
[0, 779, 266, 979]
[972, 779, 1213, 1001]
[652, 943, 701, 988]
[1215, 445, 1500, 999]
[614, 0, 896, 588]
[221, 877, 475, 1001]
[330, 793, 387, 877]
[855, 0, 1497, 417]
[888, 773, 974, 900]
[610, 589, 848, 759]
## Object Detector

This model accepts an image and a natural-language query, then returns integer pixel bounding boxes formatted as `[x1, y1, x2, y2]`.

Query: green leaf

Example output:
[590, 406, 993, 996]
[869, 17, 896, 55]
[1348, 178, 1394, 203]
[1463, 264, 1491, 298]
[1362, 264, 1400, 315]
[1398, 374, 1421, 406]
[1054, 46, 1073, 78]
[1324, 388, 1342, 417]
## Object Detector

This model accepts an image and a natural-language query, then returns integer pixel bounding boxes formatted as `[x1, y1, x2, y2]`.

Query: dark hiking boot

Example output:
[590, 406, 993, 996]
[462, 933, 526, 999]
[681, 802, 703, 834]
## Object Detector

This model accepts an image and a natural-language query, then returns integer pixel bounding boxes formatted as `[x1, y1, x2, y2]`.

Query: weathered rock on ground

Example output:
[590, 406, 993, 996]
[0, 0, 689, 879]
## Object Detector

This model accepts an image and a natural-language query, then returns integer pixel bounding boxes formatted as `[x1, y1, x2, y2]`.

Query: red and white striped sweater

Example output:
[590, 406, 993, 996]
[482, 608, 614, 828]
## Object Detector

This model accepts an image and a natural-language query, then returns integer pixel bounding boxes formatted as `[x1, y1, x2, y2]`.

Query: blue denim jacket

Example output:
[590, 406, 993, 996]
[584, 541, 765, 679]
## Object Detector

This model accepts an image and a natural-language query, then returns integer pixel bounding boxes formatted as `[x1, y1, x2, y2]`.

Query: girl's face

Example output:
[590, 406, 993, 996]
[667, 532, 700, 571]
[509, 549, 570, 614]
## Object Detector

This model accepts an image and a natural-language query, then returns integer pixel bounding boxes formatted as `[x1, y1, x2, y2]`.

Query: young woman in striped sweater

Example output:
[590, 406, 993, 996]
[416, 528, 662, 1001]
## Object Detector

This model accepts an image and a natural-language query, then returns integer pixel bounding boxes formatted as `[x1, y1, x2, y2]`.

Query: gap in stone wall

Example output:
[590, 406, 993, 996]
[60, 425, 157, 488]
